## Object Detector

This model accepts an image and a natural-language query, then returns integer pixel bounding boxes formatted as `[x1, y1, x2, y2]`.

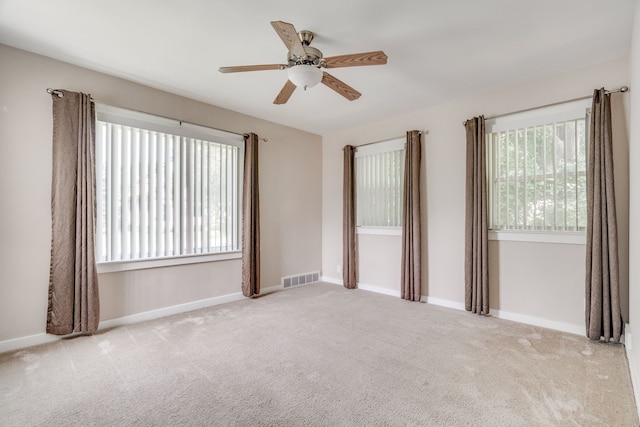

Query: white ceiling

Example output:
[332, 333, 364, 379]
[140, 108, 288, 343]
[0, 0, 635, 135]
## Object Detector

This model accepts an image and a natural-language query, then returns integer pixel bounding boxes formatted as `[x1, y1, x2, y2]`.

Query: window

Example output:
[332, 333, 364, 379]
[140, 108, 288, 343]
[486, 99, 590, 241]
[355, 138, 405, 233]
[95, 105, 244, 266]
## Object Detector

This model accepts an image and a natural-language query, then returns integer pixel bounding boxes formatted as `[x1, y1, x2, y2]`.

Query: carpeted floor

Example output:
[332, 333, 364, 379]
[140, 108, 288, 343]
[0, 283, 637, 426]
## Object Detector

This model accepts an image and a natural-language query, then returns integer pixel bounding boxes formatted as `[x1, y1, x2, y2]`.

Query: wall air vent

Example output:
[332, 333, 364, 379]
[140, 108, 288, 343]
[282, 271, 320, 288]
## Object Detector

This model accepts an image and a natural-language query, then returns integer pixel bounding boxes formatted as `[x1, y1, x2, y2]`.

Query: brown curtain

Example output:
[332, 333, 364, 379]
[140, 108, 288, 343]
[343, 145, 357, 289]
[585, 89, 621, 342]
[242, 133, 260, 297]
[464, 116, 489, 315]
[47, 90, 99, 335]
[401, 131, 422, 301]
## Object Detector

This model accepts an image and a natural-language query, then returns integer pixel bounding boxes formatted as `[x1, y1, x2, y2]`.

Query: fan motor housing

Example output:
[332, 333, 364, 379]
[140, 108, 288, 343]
[288, 45, 323, 67]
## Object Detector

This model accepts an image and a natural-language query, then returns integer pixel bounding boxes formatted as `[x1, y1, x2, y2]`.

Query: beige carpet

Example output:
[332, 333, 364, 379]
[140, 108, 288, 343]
[0, 283, 637, 426]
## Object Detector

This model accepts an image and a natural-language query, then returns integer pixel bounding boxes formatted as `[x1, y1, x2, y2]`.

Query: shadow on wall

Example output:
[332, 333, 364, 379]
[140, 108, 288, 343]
[611, 94, 630, 323]
[421, 132, 429, 299]
[488, 241, 501, 311]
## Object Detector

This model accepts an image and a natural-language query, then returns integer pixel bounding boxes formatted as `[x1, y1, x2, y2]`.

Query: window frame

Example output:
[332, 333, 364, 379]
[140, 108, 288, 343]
[355, 137, 405, 236]
[485, 98, 591, 245]
[94, 104, 244, 273]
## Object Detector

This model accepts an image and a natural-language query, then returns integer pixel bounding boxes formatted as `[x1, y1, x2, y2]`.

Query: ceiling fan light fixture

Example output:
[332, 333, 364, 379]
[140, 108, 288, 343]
[287, 64, 322, 90]
[220, 21, 387, 104]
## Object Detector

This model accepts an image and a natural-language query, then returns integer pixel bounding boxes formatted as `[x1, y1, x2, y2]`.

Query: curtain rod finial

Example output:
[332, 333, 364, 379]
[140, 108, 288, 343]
[46, 88, 64, 98]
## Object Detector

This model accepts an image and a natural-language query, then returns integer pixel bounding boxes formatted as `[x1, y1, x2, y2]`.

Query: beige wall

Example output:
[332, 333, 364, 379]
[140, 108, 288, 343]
[0, 36, 634, 355]
[0, 44, 322, 342]
[322, 56, 630, 331]
[627, 0, 640, 410]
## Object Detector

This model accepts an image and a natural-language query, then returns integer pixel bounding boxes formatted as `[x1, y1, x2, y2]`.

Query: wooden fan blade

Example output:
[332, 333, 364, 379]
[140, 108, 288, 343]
[219, 64, 285, 73]
[271, 21, 307, 59]
[324, 51, 388, 68]
[274, 80, 297, 105]
[321, 72, 361, 101]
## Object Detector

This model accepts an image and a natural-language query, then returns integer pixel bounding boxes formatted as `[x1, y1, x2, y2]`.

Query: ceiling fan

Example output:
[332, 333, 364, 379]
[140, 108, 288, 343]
[219, 21, 388, 105]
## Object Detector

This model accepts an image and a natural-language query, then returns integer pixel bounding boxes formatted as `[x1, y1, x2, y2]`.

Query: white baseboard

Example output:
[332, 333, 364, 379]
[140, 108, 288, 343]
[424, 295, 583, 336]
[261, 284, 283, 294]
[625, 324, 640, 420]
[0, 279, 591, 353]
[358, 283, 400, 298]
[320, 276, 400, 297]
[425, 297, 583, 335]
[321, 276, 342, 286]
[489, 307, 584, 336]
[321, 277, 585, 337]
[0, 284, 284, 354]
[0, 333, 62, 354]
[99, 292, 246, 331]
[423, 296, 466, 311]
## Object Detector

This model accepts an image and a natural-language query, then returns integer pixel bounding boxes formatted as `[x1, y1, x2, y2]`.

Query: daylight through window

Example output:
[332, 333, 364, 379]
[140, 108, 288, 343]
[95, 105, 244, 263]
[356, 138, 405, 230]
[486, 99, 590, 233]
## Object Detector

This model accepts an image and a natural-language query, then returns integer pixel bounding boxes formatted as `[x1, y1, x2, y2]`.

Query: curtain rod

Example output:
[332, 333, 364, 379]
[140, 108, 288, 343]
[461, 86, 629, 126]
[46, 88, 268, 142]
[342, 132, 424, 151]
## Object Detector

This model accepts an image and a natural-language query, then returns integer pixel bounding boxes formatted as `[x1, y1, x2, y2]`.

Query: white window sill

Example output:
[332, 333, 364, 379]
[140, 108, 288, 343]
[357, 227, 402, 236]
[489, 231, 585, 245]
[97, 251, 242, 273]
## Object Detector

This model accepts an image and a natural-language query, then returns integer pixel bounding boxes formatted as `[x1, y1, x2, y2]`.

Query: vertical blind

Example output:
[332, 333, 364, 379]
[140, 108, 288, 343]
[486, 99, 590, 232]
[355, 138, 405, 228]
[95, 106, 243, 263]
